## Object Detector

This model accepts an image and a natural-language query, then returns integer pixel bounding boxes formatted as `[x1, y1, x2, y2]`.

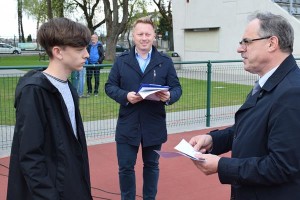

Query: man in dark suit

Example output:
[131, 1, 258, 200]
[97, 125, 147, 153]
[105, 16, 182, 200]
[188, 12, 300, 200]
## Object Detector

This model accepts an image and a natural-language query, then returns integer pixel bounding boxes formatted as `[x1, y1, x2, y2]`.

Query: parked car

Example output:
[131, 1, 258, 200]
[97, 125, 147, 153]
[0, 43, 22, 54]
[115, 44, 129, 52]
[103, 44, 129, 52]
[102, 44, 129, 58]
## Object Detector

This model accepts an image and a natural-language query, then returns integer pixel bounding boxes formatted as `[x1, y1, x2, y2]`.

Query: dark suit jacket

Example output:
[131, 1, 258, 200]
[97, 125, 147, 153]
[209, 55, 300, 200]
[105, 46, 182, 147]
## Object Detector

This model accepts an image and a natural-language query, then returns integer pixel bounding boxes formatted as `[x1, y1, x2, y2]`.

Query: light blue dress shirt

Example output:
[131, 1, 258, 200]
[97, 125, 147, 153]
[135, 48, 152, 73]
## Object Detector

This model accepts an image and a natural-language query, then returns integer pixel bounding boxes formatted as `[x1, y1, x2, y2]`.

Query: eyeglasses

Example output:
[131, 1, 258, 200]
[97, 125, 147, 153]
[239, 36, 272, 49]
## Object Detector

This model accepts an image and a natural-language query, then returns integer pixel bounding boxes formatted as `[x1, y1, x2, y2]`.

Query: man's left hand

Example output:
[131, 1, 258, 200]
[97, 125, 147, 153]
[192, 153, 221, 175]
[156, 91, 170, 102]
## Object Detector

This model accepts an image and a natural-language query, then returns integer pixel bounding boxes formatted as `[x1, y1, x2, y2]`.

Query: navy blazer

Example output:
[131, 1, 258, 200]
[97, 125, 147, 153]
[209, 55, 300, 200]
[105, 46, 182, 147]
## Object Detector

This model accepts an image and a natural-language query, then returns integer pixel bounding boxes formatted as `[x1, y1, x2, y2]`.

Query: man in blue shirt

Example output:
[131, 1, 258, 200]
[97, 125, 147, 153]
[86, 34, 104, 96]
[105, 16, 182, 200]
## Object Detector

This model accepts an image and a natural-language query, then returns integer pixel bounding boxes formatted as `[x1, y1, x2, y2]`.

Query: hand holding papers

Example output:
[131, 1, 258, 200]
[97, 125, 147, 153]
[174, 139, 205, 161]
[136, 84, 170, 101]
[155, 139, 205, 161]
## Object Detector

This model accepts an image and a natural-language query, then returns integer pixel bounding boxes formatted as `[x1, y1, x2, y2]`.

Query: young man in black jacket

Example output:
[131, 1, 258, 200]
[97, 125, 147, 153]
[7, 18, 93, 200]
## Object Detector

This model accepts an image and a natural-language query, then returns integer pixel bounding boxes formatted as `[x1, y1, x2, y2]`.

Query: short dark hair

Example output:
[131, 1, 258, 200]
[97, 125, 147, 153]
[37, 18, 91, 58]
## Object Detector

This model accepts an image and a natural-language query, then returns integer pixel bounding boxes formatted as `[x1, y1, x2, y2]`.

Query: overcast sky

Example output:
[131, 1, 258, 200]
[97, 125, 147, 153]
[0, 1, 156, 40]
[0, 1, 37, 39]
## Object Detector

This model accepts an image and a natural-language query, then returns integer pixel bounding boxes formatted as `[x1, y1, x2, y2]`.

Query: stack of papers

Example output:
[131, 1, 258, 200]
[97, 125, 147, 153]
[136, 83, 170, 101]
[155, 139, 205, 161]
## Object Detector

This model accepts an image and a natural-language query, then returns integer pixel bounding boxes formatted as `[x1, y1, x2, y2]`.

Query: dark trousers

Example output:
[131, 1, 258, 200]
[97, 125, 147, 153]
[116, 142, 161, 200]
[86, 66, 100, 94]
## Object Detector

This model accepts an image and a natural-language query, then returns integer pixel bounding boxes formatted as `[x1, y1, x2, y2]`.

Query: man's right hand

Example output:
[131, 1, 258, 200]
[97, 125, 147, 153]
[127, 91, 143, 104]
[189, 134, 213, 153]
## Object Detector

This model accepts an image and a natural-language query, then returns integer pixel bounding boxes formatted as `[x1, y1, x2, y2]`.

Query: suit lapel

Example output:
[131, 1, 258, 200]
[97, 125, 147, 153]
[238, 91, 261, 112]
[124, 50, 144, 76]
[262, 54, 297, 93]
[143, 49, 163, 75]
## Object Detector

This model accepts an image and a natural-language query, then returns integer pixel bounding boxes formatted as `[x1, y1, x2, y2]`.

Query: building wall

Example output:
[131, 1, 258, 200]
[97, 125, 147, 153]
[173, 0, 300, 61]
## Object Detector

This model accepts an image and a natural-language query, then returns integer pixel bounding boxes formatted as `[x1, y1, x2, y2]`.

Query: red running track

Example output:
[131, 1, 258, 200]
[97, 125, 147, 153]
[0, 127, 230, 200]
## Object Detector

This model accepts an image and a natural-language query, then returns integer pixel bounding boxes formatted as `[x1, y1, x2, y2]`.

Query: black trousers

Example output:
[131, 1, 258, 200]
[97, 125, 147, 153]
[86, 66, 100, 94]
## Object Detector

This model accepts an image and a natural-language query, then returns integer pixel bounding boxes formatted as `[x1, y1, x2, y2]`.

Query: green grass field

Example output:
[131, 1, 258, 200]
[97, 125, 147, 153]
[0, 55, 112, 67]
[0, 55, 251, 125]
[0, 55, 49, 66]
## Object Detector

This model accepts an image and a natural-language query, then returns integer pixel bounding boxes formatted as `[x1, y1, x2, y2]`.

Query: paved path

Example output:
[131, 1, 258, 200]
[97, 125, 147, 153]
[0, 69, 26, 75]
[0, 128, 231, 200]
[0, 106, 236, 158]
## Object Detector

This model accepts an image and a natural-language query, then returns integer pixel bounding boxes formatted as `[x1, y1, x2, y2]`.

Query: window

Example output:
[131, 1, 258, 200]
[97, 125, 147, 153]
[184, 27, 220, 52]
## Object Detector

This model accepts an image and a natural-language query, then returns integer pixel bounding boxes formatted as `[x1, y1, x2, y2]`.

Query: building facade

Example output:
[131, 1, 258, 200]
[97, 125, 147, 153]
[173, 0, 300, 61]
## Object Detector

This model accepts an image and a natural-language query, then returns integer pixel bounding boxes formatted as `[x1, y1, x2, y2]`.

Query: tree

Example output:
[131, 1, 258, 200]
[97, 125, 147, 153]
[103, 0, 129, 61]
[73, 0, 105, 33]
[23, 0, 67, 37]
[27, 34, 33, 42]
[44, 0, 66, 19]
[52, 0, 64, 17]
[153, 0, 173, 51]
[157, 15, 168, 40]
[46, 0, 53, 19]
[23, 0, 48, 43]
[18, 0, 26, 42]
[124, 0, 150, 49]
[73, 0, 150, 60]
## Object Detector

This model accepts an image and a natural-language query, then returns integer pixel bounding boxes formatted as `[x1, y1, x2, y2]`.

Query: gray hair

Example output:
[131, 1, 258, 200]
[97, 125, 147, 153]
[249, 12, 294, 53]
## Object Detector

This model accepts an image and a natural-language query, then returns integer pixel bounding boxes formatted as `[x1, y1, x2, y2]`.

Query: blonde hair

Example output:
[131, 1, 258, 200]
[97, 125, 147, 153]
[132, 16, 155, 30]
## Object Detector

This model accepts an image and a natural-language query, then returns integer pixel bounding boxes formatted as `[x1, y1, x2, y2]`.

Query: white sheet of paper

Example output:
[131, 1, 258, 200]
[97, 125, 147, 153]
[136, 84, 169, 101]
[154, 139, 205, 161]
[174, 139, 204, 161]
[138, 90, 161, 101]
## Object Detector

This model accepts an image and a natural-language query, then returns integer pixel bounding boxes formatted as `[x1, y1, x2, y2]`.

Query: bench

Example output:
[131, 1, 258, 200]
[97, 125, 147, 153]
[39, 52, 49, 61]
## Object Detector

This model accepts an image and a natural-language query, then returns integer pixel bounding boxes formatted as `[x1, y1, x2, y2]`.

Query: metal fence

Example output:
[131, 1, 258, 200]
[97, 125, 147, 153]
[1, 59, 299, 155]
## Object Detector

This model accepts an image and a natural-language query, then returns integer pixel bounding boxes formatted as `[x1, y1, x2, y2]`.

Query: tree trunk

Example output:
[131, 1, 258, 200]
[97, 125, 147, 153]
[168, 27, 174, 51]
[18, 0, 25, 42]
[56, 0, 64, 17]
[153, 0, 173, 51]
[103, 0, 129, 61]
[47, 0, 53, 19]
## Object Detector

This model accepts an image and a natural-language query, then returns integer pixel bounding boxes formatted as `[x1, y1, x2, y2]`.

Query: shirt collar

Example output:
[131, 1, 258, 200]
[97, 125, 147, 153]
[258, 66, 279, 87]
[135, 48, 152, 60]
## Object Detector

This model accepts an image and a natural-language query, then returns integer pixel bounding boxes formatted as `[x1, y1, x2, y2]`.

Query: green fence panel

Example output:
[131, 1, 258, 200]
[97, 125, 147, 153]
[1, 59, 300, 154]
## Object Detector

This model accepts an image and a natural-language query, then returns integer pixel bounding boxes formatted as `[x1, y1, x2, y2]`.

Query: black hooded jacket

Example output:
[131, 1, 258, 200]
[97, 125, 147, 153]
[7, 70, 92, 200]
